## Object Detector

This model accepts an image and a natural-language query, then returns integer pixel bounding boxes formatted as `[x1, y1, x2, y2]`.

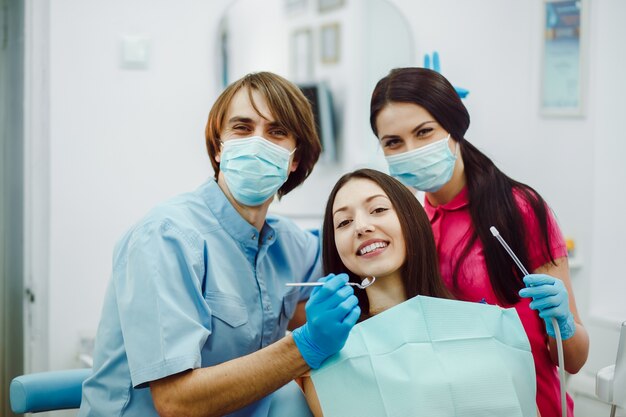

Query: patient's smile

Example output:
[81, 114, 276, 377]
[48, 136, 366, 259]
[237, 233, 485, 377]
[358, 241, 388, 256]
[333, 178, 405, 280]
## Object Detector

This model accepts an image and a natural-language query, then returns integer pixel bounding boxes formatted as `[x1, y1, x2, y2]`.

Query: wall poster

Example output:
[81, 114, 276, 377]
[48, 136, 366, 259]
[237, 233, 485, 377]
[541, 0, 586, 117]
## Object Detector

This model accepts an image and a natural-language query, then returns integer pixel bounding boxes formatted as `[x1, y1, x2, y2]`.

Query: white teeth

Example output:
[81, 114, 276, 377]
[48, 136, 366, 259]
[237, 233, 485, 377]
[359, 241, 388, 255]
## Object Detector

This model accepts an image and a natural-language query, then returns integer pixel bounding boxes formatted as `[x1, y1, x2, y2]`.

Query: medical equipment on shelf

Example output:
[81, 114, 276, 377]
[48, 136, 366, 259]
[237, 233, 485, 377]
[596, 320, 626, 417]
[490, 226, 566, 417]
[286, 276, 376, 289]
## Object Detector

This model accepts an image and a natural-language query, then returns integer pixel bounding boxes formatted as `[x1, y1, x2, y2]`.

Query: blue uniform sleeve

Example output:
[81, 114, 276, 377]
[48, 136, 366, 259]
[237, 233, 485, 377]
[113, 220, 210, 388]
[296, 227, 323, 302]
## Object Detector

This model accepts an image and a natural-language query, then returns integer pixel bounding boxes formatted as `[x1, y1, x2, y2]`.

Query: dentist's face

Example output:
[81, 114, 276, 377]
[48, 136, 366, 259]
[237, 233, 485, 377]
[215, 87, 299, 170]
[332, 178, 406, 281]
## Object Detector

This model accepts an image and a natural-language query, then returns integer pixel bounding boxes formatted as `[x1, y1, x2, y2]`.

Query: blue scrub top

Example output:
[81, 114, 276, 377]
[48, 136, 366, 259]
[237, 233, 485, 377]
[79, 179, 322, 417]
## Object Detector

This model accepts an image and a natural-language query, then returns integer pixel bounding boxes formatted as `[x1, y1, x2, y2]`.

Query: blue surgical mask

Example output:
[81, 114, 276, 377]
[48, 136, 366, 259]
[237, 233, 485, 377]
[220, 136, 295, 206]
[385, 134, 457, 192]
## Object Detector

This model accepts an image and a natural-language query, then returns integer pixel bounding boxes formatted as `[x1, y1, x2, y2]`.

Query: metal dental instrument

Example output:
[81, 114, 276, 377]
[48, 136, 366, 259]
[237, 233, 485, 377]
[286, 276, 376, 289]
[490, 226, 566, 417]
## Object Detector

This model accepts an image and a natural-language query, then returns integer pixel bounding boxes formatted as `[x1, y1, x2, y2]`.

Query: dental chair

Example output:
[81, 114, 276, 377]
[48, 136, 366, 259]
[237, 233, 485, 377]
[10, 369, 313, 416]
[10, 368, 90, 413]
[596, 320, 626, 417]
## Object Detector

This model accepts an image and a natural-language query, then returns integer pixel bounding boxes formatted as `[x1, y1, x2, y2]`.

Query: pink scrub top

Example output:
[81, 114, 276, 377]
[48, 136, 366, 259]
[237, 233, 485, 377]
[424, 187, 573, 417]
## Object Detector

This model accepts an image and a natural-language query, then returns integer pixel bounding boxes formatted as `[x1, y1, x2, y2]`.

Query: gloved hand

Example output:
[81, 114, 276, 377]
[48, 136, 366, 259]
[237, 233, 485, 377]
[292, 273, 361, 369]
[518, 274, 576, 340]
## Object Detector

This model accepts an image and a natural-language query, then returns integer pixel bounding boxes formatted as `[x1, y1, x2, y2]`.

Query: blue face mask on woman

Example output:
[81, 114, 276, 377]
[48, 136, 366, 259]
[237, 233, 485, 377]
[385, 134, 457, 192]
[219, 136, 295, 206]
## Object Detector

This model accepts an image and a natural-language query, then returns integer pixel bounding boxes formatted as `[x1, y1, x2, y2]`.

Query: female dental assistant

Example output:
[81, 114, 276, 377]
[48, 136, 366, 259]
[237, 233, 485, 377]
[369, 67, 589, 417]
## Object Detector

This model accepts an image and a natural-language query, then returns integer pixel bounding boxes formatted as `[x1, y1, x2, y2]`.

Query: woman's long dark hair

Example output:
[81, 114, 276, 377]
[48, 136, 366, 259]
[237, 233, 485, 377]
[322, 169, 453, 318]
[370, 68, 555, 305]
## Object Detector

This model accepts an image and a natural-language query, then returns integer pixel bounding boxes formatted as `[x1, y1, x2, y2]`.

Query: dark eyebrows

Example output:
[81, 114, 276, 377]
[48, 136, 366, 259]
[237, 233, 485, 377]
[379, 134, 400, 142]
[379, 120, 437, 141]
[333, 194, 390, 216]
[226, 116, 285, 129]
[410, 120, 437, 135]
[365, 194, 391, 205]
[227, 116, 253, 125]
[366, 194, 390, 203]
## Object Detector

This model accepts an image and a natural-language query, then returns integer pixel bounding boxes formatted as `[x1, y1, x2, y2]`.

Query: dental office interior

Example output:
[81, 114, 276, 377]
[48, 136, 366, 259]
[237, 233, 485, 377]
[1, 0, 625, 415]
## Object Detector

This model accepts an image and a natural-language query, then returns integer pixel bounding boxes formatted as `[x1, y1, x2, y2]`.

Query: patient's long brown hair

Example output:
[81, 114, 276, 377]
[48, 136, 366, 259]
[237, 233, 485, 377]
[322, 169, 453, 318]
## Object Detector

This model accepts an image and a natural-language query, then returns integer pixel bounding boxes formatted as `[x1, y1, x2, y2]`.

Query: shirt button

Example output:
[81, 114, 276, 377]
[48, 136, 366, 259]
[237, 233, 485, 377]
[265, 305, 271, 311]
[251, 234, 256, 240]
[268, 235, 273, 240]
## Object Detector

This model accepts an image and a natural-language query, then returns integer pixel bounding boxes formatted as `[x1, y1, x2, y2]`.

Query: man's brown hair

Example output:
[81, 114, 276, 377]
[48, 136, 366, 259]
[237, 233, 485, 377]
[205, 72, 322, 198]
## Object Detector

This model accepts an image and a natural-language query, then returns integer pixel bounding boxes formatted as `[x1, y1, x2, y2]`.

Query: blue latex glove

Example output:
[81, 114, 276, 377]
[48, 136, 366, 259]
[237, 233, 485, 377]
[518, 274, 576, 340]
[423, 51, 469, 98]
[292, 273, 361, 369]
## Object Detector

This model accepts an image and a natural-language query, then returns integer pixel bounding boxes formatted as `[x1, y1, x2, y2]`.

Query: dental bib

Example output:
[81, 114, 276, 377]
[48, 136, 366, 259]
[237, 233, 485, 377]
[311, 295, 536, 417]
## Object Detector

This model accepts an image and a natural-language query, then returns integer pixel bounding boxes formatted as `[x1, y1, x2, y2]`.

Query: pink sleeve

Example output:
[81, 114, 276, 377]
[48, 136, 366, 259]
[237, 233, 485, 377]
[514, 191, 567, 271]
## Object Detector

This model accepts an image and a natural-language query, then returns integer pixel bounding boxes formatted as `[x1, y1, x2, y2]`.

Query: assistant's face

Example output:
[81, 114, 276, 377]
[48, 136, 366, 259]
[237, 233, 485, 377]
[375, 102, 452, 155]
[332, 178, 406, 281]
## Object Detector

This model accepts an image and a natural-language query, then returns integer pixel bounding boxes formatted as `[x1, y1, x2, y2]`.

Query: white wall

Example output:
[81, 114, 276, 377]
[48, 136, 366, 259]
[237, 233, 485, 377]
[222, 0, 288, 81]
[24, 0, 626, 414]
[579, 1, 626, 410]
[588, 0, 626, 322]
[28, 0, 231, 371]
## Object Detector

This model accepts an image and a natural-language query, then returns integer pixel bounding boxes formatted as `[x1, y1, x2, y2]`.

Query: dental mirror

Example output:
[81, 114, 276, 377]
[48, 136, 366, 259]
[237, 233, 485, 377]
[286, 276, 376, 289]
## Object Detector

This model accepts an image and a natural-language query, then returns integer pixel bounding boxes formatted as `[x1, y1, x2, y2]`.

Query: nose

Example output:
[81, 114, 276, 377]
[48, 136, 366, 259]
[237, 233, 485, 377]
[354, 215, 375, 237]
[405, 138, 425, 152]
[405, 142, 420, 152]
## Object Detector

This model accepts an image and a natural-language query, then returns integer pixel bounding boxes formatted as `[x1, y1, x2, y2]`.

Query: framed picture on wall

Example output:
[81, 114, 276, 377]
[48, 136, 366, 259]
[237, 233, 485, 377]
[318, 0, 344, 13]
[540, 0, 587, 117]
[320, 23, 340, 64]
[291, 28, 313, 82]
[284, 0, 308, 15]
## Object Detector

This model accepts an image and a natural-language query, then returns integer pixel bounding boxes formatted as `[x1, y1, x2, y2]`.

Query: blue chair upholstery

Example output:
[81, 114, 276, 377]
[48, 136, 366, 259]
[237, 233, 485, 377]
[9, 369, 312, 415]
[10, 368, 91, 413]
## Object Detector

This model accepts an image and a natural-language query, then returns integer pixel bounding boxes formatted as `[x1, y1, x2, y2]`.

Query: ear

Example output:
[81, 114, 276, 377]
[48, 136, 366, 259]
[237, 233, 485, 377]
[289, 157, 299, 173]
[214, 141, 222, 164]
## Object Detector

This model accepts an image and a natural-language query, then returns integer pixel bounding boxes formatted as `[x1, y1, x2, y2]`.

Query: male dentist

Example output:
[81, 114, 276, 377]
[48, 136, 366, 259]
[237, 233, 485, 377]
[79, 72, 360, 417]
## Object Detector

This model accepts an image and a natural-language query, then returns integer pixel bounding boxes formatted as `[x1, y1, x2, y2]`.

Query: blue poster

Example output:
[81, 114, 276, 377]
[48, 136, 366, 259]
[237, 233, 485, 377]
[542, 1, 583, 115]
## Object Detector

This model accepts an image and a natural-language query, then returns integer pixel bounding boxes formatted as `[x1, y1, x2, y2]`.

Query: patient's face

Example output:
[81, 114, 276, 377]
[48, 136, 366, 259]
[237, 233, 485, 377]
[332, 178, 406, 280]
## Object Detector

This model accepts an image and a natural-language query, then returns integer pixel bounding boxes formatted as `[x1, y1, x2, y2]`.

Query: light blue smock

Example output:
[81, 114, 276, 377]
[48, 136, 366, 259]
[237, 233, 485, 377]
[78, 179, 321, 417]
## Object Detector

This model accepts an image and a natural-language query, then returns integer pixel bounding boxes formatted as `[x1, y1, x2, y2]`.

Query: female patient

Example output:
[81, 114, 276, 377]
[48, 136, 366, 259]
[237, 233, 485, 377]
[320, 168, 452, 319]
[300, 168, 453, 415]
[299, 168, 540, 417]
